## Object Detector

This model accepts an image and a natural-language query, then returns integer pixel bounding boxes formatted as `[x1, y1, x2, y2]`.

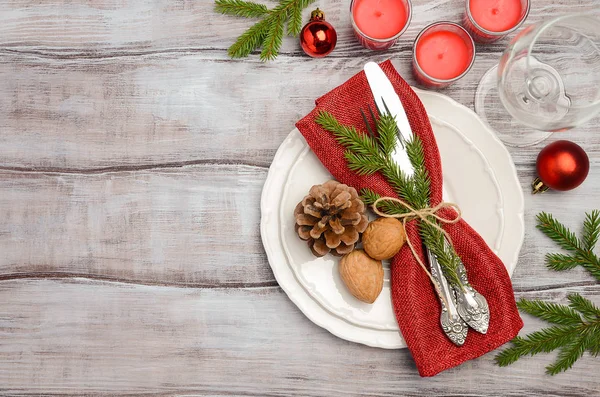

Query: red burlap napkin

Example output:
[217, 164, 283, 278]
[296, 60, 523, 377]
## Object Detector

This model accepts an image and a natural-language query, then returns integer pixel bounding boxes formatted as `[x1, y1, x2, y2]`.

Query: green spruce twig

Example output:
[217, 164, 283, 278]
[495, 293, 600, 375]
[537, 211, 600, 280]
[315, 109, 464, 289]
[215, 0, 316, 61]
[215, 0, 269, 17]
[496, 211, 600, 375]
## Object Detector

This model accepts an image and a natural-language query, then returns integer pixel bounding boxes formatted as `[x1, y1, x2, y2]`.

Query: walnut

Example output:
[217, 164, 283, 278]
[339, 249, 384, 304]
[362, 217, 406, 260]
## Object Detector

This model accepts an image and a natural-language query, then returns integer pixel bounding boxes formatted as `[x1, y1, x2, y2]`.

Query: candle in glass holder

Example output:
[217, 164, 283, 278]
[350, 0, 412, 50]
[464, 0, 530, 43]
[413, 22, 476, 88]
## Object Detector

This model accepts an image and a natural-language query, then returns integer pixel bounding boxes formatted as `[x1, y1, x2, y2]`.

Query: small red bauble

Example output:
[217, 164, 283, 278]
[532, 140, 590, 194]
[300, 8, 337, 58]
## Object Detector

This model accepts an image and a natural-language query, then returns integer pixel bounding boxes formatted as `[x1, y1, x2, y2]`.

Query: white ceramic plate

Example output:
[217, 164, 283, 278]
[261, 88, 524, 349]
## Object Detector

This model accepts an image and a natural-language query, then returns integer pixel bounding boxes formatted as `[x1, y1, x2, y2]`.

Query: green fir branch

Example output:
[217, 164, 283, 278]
[375, 112, 398, 157]
[517, 298, 582, 326]
[405, 135, 430, 209]
[215, 0, 269, 17]
[497, 211, 600, 375]
[227, 18, 271, 58]
[360, 188, 410, 215]
[316, 109, 464, 290]
[546, 329, 595, 375]
[495, 326, 578, 366]
[287, 3, 303, 35]
[583, 210, 600, 251]
[215, 0, 317, 61]
[568, 293, 600, 321]
[536, 212, 600, 281]
[260, 12, 286, 61]
[316, 111, 381, 158]
[344, 152, 384, 176]
[537, 212, 582, 253]
[545, 253, 582, 271]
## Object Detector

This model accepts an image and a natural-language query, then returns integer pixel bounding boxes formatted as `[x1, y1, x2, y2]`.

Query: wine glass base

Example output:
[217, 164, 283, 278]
[474, 65, 553, 147]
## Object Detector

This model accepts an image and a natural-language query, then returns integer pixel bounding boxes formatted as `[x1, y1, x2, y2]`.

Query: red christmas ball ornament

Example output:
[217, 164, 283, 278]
[300, 8, 337, 58]
[532, 140, 590, 194]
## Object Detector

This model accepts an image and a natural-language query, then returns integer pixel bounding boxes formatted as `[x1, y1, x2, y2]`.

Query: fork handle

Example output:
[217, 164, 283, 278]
[427, 248, 468, 346]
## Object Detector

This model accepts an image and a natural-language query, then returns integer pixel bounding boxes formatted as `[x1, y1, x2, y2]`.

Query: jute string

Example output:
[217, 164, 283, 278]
[372, 197, 462, 307]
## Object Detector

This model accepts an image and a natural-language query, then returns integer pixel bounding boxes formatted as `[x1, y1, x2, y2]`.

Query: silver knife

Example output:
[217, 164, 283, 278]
[363, 62, 468, 346]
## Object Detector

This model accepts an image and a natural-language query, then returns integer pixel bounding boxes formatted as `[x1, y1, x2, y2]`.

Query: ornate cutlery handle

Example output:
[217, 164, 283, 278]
[450, 243, 490, 334]
[427, 248, 468, 346]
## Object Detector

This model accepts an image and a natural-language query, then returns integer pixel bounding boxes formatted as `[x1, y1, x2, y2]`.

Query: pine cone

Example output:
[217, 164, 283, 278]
[294, 180, 369, 257]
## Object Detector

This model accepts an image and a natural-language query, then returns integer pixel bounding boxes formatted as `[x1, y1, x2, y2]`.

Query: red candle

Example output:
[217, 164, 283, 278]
[413, 22, 475, 88]
[350, 0, 412, 50]
[464, 0, 529, 43]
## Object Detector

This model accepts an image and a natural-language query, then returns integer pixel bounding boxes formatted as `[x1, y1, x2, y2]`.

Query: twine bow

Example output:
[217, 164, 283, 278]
[372, 197, 462, 305]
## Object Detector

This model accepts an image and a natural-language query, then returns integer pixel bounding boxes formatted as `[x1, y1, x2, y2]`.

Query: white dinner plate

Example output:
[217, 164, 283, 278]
[261, 88, 524, 349]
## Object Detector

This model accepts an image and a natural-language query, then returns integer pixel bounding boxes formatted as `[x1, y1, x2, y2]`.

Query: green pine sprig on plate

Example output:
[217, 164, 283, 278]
[215, 0, 316, 61]
[496, 211, 600, 375]
[315, 109, 464, 290]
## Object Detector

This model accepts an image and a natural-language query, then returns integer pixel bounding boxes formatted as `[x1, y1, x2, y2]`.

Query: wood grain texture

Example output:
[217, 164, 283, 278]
[0, 0, 599, 394]
[0, 164, 598, 291]
[0, 279, 599, 396]
[0, 166, 271, 287]
[0, 2, 598, 170]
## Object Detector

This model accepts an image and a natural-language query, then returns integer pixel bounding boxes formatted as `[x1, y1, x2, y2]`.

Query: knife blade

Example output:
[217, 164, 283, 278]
[363, 62, 414, 178]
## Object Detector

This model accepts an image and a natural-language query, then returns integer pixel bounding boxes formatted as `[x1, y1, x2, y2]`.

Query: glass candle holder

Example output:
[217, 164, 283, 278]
[350, 0, 412, 51]
[412, 22, 476, 89]
[464, 0, 530, 43]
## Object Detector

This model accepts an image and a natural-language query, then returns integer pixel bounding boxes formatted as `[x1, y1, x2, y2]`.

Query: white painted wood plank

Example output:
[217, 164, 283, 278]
[0, 165, 271, 286]
[0, 0, 597, 55]
[0, 279, 599, 395]
[0, 53, 598, 170]
[0, 1, 598, 170]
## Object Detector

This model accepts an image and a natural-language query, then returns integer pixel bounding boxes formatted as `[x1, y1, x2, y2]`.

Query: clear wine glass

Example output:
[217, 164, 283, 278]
[475, 14, 600, 147]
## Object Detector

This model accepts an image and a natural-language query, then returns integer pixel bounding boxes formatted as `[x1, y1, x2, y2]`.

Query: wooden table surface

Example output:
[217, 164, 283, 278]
[1, 0, 600, 395]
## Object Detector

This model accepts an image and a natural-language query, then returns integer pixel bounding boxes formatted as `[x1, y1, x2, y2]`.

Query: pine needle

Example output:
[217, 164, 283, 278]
[496, 211, 600, 375]
[546, 333, 592, 375]
[215, 0, 269, 18]
[227, 18, 271, 58]
[360, 188, 410, 215]
[287, 2, 303, 36]
[260, 12, 286, 61]
[376, 113, 398, 156]
[316, 111, 380, 158]
[583, 210, 600, 250]
[536, 212, 581, 252]
[495, 326, 578, 366]
[536, 211, 600, 281]
[517, 298, 581, 326]
[545, 253, 581, 271]
[568, 293, 600, 321]
[215, 0, 316, 61]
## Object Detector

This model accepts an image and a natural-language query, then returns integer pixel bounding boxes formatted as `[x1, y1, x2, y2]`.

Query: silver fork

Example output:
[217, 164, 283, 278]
[439, 189, 490, 335]
[427, 249, 468, 346]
